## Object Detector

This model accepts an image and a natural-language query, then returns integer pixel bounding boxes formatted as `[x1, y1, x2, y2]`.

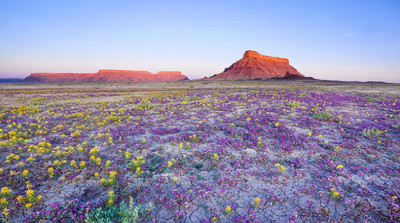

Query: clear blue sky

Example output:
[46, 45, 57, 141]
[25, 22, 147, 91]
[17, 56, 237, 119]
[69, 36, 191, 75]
[1, 0, 399, 82]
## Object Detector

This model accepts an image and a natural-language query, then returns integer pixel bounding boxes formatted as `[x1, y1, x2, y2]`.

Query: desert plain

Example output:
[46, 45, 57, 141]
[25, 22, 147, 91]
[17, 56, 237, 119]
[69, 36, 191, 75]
[0, 81, 399, 222]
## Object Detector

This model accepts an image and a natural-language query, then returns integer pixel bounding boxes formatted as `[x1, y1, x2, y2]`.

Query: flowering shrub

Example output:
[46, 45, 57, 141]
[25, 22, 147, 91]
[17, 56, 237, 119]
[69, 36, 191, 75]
[16, 182, 42, 209]
[101, 171, 118, 187]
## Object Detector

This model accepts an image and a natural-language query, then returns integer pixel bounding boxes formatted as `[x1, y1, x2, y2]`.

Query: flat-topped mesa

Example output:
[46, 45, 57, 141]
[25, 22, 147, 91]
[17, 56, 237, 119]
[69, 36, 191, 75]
[153, 71, 188, 81]
[154, 71, 183, 76]
[208, 50, 304, 80]
[88, 70, 187, 82]
[23, 70, 189, 83]
[243, 50, 289, 64]
[97, 70, 151, 75]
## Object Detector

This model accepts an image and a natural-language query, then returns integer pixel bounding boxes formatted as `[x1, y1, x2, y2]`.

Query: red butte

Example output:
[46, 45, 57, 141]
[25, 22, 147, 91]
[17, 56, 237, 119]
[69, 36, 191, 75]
[208, 50, 304, 80]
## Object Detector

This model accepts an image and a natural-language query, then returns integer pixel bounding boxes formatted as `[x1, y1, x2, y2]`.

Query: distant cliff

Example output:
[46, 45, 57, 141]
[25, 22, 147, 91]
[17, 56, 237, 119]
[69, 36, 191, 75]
[23, 70, 189, 83]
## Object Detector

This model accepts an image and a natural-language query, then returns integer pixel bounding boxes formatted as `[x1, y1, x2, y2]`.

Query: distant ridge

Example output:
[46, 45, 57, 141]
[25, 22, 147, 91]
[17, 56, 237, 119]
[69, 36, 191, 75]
[23, 70, 188, 83]
[207, 50, 308, 80]
[0, 78, 23, 83]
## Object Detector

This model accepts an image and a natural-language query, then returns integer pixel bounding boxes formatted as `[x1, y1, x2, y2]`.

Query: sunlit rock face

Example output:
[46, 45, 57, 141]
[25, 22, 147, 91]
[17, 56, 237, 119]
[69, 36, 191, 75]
[24, 70, 188, 83]
[208, 50, 304, 80]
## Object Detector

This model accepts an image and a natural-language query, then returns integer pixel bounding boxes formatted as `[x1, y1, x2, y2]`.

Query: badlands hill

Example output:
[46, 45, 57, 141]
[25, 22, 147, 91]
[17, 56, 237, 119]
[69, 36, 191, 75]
[23, 70, 188, 83]
[208, 50, 306, 80]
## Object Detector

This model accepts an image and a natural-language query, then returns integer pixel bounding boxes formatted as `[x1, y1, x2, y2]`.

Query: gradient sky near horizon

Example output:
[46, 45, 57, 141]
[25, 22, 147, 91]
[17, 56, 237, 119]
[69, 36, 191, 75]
[1, 0, 399, 82]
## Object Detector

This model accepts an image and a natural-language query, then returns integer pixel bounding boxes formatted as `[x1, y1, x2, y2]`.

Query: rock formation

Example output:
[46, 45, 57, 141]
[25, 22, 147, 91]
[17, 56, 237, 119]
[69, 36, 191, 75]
[23, 70, 188, 83]
[0, 78, 23, 83]
[208, 50, 305, 80]
[24, 73, 95, 83]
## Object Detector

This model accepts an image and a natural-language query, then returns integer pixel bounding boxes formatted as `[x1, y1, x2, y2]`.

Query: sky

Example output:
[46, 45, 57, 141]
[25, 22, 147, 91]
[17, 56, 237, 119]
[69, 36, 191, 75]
[0, 0, 399, 82]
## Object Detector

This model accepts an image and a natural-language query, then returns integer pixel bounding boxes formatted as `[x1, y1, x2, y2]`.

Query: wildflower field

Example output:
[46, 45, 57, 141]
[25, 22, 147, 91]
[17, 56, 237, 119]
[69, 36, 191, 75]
[0, 82, 399, 222]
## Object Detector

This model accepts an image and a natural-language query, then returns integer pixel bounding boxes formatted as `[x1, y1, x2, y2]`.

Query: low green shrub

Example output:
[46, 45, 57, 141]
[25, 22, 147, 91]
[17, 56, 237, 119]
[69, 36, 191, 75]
[85, 197, 154, 223]
[312, 112, 332, 119]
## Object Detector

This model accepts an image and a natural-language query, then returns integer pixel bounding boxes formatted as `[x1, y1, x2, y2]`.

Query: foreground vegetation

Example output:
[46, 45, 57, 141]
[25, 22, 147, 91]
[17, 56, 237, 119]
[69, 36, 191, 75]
[0, 84, 399, 222]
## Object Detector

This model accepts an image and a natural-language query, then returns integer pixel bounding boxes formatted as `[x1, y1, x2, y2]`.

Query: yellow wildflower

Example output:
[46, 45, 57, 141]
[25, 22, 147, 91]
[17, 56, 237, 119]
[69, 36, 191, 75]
[333, 191, 340, 198]
[79, 161, 86, 168]
[17, 196, 23, 203]
[213, 154, 219, 161]
[2, 208, 9, 217]
[225, 205, 232, 214]
[22, 170, 29, 177]
[26, 189, 34, 196]
[1, 187, 12, 194]
[0, 198, 7, 205]
[254, 197, 261, 207]
[279, 165, 285, 174]
[70, 160, 77, 168]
